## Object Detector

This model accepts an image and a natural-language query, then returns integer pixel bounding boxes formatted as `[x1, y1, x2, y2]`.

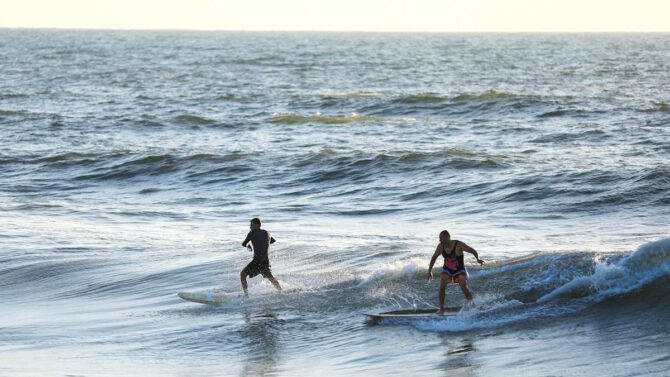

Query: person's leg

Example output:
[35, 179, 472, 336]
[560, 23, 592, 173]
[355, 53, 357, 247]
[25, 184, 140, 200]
[439, 274, 449, 315]
[262, 265, 282, 293]
[457, 275, 472, 300]
[240, 270, 249, 297]
[267, 276, 282, 292]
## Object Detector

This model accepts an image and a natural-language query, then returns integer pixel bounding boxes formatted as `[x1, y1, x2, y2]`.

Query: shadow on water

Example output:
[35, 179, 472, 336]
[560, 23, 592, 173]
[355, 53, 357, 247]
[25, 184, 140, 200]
[438, 335, 478, 376]
[238, 310, 281, 377]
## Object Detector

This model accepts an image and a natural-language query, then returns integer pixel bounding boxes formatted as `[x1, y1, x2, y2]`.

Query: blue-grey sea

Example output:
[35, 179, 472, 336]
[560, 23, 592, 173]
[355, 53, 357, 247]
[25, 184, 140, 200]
[1, 30, 669, 376]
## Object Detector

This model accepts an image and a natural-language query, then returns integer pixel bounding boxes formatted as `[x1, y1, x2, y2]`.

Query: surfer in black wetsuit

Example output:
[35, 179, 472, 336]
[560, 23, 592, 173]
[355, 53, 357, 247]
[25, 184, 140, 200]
[428, 230, 484, 315]
[240, 218, 282, 297]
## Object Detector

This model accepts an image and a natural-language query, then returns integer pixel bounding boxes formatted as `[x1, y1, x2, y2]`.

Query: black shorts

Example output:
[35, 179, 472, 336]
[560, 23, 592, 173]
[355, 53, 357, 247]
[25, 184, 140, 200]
[242, 260, 273, 278]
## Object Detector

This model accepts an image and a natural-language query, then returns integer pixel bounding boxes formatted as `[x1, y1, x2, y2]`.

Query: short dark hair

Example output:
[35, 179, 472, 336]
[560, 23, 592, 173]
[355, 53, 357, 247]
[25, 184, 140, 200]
[440, 230, 450, 239]
[250, 218, 261, 226]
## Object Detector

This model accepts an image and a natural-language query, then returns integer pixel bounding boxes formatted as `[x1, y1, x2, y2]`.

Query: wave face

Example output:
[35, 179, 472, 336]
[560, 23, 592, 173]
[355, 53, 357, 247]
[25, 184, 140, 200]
[1, 30, 670, 376]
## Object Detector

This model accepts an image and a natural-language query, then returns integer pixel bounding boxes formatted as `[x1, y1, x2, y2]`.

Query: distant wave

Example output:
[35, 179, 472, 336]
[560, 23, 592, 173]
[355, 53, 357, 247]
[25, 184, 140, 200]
[530, 129, 610, 143]
[354, 90, 565, 119]
[390, 90, 529, 106]
[2, 142, 663, 218]
[62, 151, 257, 182]
[317, 92, 380, 99]
[638, 101, 670, 114]
[294, 148, 508, 168]
[392, 93, 448, 104]
[285, 89, 638, 121]
[269, 112, 377, 125]
[450, 89, 529, 102]
[0, 92, 29, 100]
[173, 114, 216, 125]
[0, 109, 29, 117]
[1, 147, 507, 188]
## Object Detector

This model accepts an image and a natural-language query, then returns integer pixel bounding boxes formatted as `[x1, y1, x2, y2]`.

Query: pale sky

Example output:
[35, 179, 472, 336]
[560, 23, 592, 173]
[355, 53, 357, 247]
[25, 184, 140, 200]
[1, 0, 669, 32]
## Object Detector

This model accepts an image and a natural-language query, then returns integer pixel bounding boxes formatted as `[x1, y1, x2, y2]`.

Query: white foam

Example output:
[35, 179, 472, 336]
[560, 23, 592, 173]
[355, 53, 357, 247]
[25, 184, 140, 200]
[409, 295, 530, 333]
[356, 257, 426, 288]
[395, 238, 670, 333]
[538, 238, 670, 303]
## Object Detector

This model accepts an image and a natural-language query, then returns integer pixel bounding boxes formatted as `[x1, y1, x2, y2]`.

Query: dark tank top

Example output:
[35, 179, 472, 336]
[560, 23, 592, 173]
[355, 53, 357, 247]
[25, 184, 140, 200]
[442, 241, 465, 274]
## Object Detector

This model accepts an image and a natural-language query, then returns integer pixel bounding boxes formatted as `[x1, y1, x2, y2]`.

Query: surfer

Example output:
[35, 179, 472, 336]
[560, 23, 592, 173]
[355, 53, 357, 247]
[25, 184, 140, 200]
[240, 218, 282, 297]
[427, 230, 484, 315]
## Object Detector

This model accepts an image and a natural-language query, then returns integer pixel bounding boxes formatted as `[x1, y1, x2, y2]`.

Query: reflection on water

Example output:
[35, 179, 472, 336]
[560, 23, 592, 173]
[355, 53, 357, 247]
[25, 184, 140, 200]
[439, 336, 478, 376]
[240, 311, 281, 377]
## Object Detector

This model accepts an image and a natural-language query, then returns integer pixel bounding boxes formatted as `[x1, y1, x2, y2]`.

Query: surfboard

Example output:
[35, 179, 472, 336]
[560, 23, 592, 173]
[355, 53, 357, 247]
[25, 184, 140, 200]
[364, 307, 459, 320]
[177, 291, 236, 305]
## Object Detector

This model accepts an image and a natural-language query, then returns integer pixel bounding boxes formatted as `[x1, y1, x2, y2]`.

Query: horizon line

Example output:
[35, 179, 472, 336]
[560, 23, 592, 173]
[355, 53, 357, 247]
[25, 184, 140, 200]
[3, 27, 670, 34]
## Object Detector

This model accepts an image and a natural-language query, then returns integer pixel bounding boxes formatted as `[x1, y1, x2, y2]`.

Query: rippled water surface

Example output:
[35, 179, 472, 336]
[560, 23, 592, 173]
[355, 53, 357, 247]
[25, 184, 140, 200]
[1, 30, 669, 376]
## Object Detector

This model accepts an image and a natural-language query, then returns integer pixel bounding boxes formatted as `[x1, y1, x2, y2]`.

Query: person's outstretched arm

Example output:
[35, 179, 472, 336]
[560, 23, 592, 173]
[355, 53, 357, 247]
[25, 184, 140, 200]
[459, 242, 484, 265]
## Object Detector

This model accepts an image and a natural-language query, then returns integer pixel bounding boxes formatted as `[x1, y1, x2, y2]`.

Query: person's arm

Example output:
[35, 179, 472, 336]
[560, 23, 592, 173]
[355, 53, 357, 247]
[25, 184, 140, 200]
[459, 242, 484, 265]
[428, 245, 441, 281]
[242, 232, 252, 250]
[269, 233, 276, 244]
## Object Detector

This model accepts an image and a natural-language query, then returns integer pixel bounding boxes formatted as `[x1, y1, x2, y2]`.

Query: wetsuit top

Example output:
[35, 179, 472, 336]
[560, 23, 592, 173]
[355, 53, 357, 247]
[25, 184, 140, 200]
[442, 241, 465, 274]
[242, 229, 276, 262]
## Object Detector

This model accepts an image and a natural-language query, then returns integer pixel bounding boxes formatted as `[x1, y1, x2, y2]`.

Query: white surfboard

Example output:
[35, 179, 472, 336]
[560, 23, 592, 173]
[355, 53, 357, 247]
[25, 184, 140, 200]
[364, 307, 459, 320]
[178, 291, 236, 305]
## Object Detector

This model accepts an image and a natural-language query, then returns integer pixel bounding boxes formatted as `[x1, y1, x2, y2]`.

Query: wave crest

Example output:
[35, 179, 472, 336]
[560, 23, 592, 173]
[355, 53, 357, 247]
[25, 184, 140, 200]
[538, 238, 670, 303]
[269, 112, 377, 125]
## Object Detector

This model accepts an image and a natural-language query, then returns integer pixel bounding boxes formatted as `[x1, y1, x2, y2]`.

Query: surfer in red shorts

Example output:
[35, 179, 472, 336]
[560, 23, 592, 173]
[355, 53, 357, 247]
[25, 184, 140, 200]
[428, 230, 484, 315]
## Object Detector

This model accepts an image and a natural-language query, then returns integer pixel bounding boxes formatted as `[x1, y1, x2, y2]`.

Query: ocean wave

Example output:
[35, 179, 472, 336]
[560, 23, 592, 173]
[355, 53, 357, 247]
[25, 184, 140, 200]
[392, 93, 448, 104]
[0, 257, 108, 289]
[564, 166, 670, 211]
[285, 89, 591, 120]
[451, 89, 527, 102]
[356, 257, 427, 288]
[390, 90, 527, 106]
[536, 108, 607, 119]
[269, 112, 377, 125]
[530, 129, 610, 143]
[4, 238, 668, 332]
[293, 148, 509, 175]
[5, 146, 504, 191]
[362, 239, 670, 333]
[37, 151, 109, 164]
[409, 295, 532, 333]
[356, 251, 596, 304]
[0, 92, 29, 99]
[361, 90, 561, 118]
[479, 166, 667, 213]
[71, 151, 257, 182]
[293, 90, 569, 119]
[639, 101, 670, 113]
[0, 109, 29, 117]
[173, 114, 216, 125]
[537, 238, 670, 303]
[317, 92, 379, 99]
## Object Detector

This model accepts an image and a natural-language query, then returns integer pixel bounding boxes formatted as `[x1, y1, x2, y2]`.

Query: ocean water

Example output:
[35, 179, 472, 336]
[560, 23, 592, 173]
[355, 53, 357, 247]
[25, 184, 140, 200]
[1, 30, 669, 376]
